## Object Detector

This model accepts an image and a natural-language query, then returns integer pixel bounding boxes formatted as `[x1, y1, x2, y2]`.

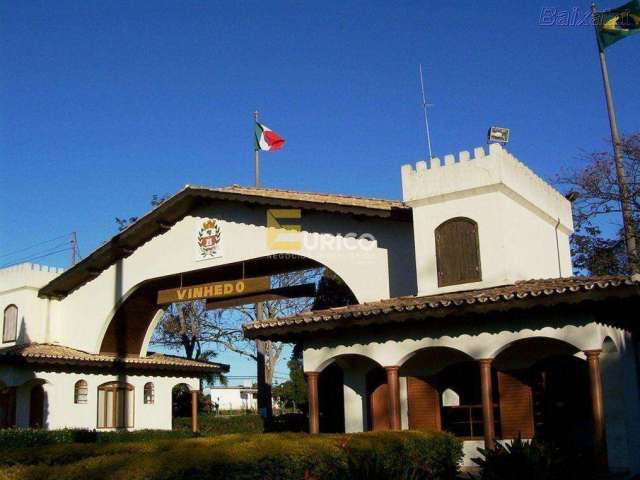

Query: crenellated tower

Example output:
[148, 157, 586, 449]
[401, 143, 573, 296]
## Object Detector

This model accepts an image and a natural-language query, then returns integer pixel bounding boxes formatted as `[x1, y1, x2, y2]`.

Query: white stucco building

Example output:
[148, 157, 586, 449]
[1, 142, 638, 476]
[205, 384, 258, 412]
[244, 144, 640, 476]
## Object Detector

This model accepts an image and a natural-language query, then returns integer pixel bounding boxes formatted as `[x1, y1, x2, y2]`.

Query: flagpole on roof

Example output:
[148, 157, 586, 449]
[254, 110, 261, 187]
[419, 63, 434, 162]
[591, 3, 638, 275]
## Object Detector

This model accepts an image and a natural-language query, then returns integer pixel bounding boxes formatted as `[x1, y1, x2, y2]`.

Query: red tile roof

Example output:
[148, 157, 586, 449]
[0, 343, 229, 374]
[244, 276, 639, 338]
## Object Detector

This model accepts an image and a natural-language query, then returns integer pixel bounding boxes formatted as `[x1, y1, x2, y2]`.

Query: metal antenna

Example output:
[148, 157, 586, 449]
[419, 64, 434, 161]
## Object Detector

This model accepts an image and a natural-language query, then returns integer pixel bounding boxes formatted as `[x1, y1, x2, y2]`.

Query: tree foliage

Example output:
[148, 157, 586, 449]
[272, 347, 308, 408]
[558, 133, 639, 275]
[115, 194, 169, 231]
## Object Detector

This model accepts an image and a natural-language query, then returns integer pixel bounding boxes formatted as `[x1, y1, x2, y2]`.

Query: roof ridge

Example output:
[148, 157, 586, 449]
[215, 184, 406, 205]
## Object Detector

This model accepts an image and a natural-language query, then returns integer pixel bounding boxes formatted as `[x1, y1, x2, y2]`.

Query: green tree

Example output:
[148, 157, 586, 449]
[272, 347, 307, 409]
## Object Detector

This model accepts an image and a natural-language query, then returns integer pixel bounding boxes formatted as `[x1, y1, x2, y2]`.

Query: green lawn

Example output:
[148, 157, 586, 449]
[0, 431, 462, 480]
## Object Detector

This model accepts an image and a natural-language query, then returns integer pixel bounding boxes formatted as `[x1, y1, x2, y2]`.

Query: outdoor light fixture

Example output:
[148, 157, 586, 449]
[487, 126, 510, 144]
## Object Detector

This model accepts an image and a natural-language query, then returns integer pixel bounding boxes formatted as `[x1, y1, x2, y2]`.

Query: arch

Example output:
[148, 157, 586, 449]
[143, 382, 155, 404]
[602, 336, 618, 353]
[434, 217, 481, 287]
[3, 305, 18, 343]
[29, 384, 45, 428]
[399, 345, 474, 371]
[139, 309, 165, 357]
[172, 382, 195, 420]
[96, 254, 357, 357]
[97, 382, 134, 429]
[74, 380, 88, 404]
[490, 335, 583, 363]
[314, 353, 382, 374]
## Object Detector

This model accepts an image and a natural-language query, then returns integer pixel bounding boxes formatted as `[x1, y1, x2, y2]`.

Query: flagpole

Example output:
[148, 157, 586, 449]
[252, 110, 270, 420]
[254, 110, 261, 187]
[592, 3, 638, 275]
[419, 63, 434, 161]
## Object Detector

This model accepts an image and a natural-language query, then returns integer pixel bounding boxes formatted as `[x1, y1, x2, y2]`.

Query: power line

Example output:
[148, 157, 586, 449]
[0, 247, 71, 269]
[0, 234, 69, 260]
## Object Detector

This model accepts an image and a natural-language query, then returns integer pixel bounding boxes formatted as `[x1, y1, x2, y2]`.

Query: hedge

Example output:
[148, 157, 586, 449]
[0, 431, 463, 480]
[0, 415, 263, 449]
[173, 413, 264, 434]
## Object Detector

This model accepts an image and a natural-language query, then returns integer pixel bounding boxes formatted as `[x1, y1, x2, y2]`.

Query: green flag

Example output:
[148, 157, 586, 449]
[596, 0, 640, 49]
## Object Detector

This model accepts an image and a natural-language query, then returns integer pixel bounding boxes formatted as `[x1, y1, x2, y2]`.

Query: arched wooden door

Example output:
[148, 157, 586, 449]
[29, 385, 44, 428]
[367, 369, 390, 431]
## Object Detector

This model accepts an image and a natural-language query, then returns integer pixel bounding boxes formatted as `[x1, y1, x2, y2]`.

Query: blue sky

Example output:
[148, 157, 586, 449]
[1, 0, 638, 379]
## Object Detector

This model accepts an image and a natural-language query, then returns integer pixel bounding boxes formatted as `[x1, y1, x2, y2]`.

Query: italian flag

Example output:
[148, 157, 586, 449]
[255, 122, 285, 151]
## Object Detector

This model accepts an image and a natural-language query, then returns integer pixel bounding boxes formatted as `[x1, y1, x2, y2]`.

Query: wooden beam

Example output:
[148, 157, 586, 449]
[205, 283, 316, 310]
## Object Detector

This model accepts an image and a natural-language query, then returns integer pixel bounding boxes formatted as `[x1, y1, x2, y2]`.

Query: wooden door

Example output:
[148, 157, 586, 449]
[407, 376, 441, 431]
[367, 369, 390, 431]
[498, 371, 534, 438]
[29, 385, 44, 429]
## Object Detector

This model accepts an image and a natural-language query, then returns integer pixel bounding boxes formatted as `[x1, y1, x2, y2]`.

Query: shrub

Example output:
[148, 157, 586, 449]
[266, 413, 308, 432]
[173, 413, 264, 434]
[0, 431, 462, 480]
[472, 436, 594, 480]
[0, 428, 194, 449]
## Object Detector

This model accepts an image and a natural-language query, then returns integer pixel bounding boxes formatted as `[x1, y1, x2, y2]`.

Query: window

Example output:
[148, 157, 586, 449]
[74, 380, 88, 404]
[435, 218, 482, 287]
[3, 305, 18, 343]
[143, 382, 154, 404]
[97, 382, 134, 428]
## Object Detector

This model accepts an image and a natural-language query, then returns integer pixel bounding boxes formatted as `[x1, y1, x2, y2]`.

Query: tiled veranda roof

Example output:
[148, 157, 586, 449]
[244, 276, 639, 338]
[0, 343, 229, 374]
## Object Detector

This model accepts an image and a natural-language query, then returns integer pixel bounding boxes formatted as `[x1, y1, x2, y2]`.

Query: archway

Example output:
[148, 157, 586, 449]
[28, 383, 45, 429]
[172, 383, 194, 420]
[98, 255, 355, 357]
[493, 337, 590, 447]
[0, 380, 16, 429]
[400, 347, 487, 437]
[316, 354, 381, 433]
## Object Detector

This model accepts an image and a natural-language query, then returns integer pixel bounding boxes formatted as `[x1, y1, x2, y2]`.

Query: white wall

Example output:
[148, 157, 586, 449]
[206, 386, 257, 411]
[402, 144, 573, 296]
[0, 264, 63, 346]
[0, 366, 198, 430]
[49, 202, 415, 355]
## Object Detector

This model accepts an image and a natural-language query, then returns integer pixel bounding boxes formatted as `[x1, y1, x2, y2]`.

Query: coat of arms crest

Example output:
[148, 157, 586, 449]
[196, 218, 222, 260]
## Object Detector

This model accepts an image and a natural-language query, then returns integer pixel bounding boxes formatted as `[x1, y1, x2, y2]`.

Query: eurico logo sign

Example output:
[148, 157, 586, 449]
[266, 209, 376, 252]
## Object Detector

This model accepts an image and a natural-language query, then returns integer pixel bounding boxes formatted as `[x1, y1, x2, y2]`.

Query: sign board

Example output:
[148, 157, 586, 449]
[157, 276, 271, 305]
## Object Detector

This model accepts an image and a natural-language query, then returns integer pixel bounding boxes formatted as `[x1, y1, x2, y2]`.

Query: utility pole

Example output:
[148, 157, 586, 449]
[70, 231, 78, 266]
[592, 3, 639, 276]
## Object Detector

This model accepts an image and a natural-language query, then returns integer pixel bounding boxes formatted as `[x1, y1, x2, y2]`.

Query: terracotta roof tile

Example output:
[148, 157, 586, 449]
[194, 185, 408, 211]
[244, 276, 639, 337]
[0, 343, 229, 374]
